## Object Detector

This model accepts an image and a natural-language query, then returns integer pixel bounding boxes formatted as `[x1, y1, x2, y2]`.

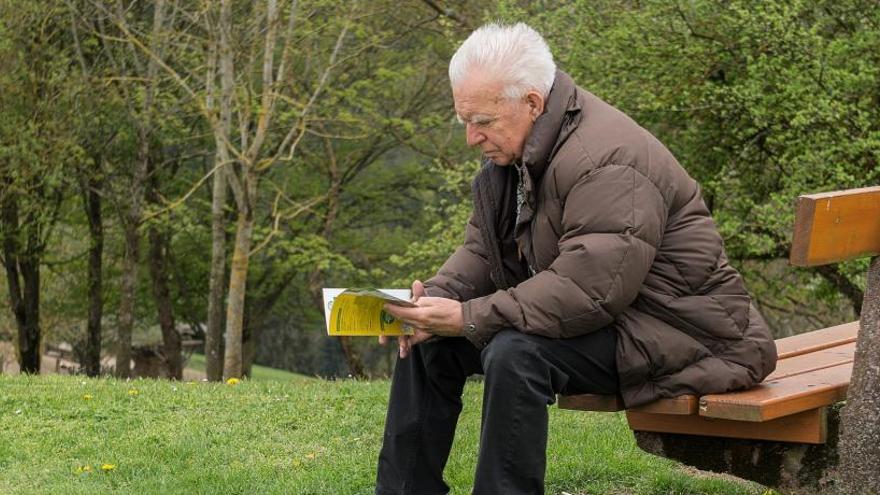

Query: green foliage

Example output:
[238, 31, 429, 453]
[0, 374, 763, 494]
[541, 0, 880, 257]
[0, 0, 83, 239]
[391, 160, 481, 285]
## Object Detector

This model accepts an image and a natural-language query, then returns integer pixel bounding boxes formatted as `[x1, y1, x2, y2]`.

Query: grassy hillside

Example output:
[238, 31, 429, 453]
[184, 353, 306, 382]
[0, 374, 764, 494]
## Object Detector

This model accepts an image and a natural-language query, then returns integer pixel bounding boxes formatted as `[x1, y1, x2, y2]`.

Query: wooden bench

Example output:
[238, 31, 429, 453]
[558, 186, 880, 491]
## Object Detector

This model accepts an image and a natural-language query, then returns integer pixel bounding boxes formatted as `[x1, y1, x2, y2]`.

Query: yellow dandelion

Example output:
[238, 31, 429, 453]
[100, 463, 116, 471]
[82, 394, 93, 400]
[305, 453, 316, 460]
[76, 465, 92, 474]
[226, 377, 240, 385]
[128, 389, 139, 396]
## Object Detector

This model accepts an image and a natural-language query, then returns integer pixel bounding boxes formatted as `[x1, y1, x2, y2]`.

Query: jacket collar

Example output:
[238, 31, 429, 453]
[521, 70, 581, 182]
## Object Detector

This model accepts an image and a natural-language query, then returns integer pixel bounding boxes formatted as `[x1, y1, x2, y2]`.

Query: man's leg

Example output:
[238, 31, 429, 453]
[473, 327, 618, 495]
[376, 337, 482, 495]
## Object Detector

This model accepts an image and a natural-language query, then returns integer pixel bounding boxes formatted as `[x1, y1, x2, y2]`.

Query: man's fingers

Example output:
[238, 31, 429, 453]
[383, 283, 447, 357]
[383, 303, 411, 319]
[398, 335, 410, 359]
[378, 335, 388, 345]
[384, 304, 425, 328]
[411, 280, 426, 302]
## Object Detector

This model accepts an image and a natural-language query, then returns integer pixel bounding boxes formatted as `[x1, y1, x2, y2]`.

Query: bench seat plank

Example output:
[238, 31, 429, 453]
[557, 394, 698, 415]
[634, 395, 698, 415]
[768, 341, 854, 381]
[775, 321, 859, 359]
[699, 363, 851, 421]
[626, 407, 827, 444]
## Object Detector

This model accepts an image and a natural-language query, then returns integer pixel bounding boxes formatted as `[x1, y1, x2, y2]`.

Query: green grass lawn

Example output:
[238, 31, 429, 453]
[0, 374, 765, 494]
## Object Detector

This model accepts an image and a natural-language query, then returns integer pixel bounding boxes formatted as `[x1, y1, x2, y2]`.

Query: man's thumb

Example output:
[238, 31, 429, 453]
[411, 280, 426, 300]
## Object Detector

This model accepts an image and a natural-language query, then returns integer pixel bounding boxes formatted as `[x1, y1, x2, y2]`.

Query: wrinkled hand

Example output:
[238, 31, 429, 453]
[377, 280, 464, 359]
[383, 296, 464, 337]
[383, 285, 464, 358]
[378, 280, 434, 358]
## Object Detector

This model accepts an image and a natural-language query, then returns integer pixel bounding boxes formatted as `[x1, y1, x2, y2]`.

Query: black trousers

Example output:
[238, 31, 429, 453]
[375, 327, 619, 495]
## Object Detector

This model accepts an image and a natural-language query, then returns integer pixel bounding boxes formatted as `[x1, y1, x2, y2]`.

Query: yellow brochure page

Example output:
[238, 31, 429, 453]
[328, 288, 415, 336]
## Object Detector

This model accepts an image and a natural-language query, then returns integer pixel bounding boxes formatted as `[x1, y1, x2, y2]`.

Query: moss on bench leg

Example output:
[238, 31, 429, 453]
[633, 403, 843, 494]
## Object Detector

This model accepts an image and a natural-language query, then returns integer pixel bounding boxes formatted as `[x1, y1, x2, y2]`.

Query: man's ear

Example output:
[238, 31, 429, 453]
[525, 91, 545, 122]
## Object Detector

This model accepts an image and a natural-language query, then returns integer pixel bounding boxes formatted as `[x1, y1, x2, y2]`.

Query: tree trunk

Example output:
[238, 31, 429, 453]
[242, 304, 255, 378]
[115, 142, 149, 380]
[206, 0, 234, 381]
[1, 197, 41, 374]
[223, 206, 254, 379]
[82, 173, 103, 376]
[338, 336, 366, 378]
[116, 0, 165, 378]
[838, 256, 880, 494]
[205, 161, 228, 381]
[145, 149, 182, 380]
[19, 252, 40, 373]
[115, 115, 149, 380]
[116, 212, 138, 378]
[146, 225, 182, 380]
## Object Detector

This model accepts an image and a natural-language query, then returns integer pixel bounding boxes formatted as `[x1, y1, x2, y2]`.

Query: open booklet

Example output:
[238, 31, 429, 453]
[322, 288, 415, 336]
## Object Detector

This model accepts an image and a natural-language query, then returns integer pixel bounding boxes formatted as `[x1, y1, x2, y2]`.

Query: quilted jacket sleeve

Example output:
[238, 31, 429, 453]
[460, 164, 667, 347]
[422, 211, 495, 301]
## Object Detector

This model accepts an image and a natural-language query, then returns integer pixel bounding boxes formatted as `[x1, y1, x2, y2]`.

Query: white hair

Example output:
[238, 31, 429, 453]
[449, 22, 556, 99]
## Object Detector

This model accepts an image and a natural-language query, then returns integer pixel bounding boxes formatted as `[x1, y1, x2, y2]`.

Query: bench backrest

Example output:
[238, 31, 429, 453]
[790, 186, 880, 266]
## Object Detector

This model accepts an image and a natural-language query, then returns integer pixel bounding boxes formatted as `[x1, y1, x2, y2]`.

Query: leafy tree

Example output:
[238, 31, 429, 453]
[0, 0, 84, 372]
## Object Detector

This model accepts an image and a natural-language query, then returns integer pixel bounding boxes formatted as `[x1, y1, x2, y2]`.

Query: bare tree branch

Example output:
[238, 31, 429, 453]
[272, 14, 350, 166]
[419, 0, 469, 28]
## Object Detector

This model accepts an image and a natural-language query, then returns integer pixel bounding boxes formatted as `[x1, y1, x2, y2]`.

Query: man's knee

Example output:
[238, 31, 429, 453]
[480, 330, 541, 374]
[417, 338, 480, 385]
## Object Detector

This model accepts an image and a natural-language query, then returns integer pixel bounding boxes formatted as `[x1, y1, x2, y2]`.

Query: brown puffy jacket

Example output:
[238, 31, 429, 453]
[425, 71, 777, 407]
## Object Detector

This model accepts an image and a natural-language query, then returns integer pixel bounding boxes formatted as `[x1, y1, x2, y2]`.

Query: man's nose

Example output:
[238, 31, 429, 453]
[465, 123, 486, 147]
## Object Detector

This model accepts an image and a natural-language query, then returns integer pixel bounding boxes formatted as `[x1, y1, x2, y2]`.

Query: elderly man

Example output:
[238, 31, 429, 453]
[376, 22, 776, 495]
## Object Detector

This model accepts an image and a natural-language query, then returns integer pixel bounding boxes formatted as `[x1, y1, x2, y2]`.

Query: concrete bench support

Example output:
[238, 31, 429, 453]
[633, 402, 843, 493]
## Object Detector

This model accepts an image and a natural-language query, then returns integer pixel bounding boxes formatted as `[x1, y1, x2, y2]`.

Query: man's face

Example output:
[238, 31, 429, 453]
[453, 76, 541, 166]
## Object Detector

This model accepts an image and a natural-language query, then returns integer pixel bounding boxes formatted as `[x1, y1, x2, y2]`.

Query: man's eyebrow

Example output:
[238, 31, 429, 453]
[456, 113, 495, 124]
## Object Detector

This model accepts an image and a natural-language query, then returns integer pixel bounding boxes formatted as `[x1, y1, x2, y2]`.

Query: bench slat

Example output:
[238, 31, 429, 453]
[768, 342, 855, 381]
[790, 186, 880, 266]
[626, 407, 827, 444]
[557, 394, 699, 415]
[634, 395, 699, 415]
[699, 363, 851, 421]
[775, 321, 859, 359]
